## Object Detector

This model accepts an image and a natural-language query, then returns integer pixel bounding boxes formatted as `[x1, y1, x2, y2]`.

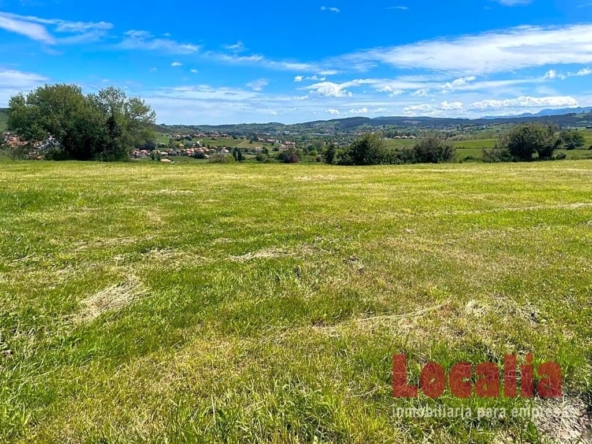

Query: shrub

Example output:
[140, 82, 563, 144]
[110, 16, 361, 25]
[315, 155, 323, 162]
[554, 152, 567, 160]
[482, 148, 512, 163]
[309, 149, 318, 157]
[411, 136, 456, 163]
[339, 133, 387, 165]
[208, 153, 235, 163]
[560, 129, 585, 149]
[285, 153, 300, 163]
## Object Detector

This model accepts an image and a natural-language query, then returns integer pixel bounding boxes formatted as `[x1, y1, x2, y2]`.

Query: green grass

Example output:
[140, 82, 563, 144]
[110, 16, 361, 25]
[1, 161, 592, 443]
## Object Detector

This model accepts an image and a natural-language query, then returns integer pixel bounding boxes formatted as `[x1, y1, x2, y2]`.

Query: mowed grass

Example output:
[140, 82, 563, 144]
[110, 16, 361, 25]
[1, 161, 592, 443]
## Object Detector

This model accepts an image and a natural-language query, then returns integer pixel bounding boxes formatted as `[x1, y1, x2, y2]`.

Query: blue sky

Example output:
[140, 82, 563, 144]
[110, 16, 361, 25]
[1, 0, 592, 124]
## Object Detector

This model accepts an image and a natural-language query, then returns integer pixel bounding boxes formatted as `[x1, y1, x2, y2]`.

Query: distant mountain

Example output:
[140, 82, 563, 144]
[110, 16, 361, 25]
[482, 107, 592, 119]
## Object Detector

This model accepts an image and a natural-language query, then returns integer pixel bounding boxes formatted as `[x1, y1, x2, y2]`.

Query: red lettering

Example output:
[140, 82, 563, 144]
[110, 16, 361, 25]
[504, 354, 517, 398]
[521, 354, 534, 398]
[450, 363, 472, 398]
[475, 363, 500, 398]
[420, 363, 446, 398]
[537, 362, 562, 398]
[393, 355, 418, 398]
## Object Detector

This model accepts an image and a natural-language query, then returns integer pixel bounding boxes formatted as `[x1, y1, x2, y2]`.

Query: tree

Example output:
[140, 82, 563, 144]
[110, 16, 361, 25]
[501, 123, 561, 161]
[411, 136, 456, 163]
[323, 143, 337, 164]
[232, 147, 245, 162]
[7, 84, 156, 161]
[560, 129, 585, 150]
[339, 133, 386, 165]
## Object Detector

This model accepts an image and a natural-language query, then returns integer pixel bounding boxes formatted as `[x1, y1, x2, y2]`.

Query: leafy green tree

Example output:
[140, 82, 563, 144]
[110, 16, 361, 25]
[7, 84, 155, 161]
[560, 129, 585, 150]
[501, 123, 561, 161]
[323, 143, 337, 164]
[411, 136, 456, 163]
[232, 147, 245, 162]
[339, 134, 386, 165]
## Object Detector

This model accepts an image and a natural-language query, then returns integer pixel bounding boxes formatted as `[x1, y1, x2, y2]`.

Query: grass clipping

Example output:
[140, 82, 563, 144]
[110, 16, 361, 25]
[75, 276, 148, 324]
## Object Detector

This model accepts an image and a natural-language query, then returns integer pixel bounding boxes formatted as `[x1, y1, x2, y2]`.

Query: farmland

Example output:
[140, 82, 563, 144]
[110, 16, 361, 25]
[1, 160, 591, 442]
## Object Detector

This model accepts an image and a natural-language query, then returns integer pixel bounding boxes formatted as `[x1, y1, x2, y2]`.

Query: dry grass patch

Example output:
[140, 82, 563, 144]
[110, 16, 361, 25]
[75, 275, 149, 323]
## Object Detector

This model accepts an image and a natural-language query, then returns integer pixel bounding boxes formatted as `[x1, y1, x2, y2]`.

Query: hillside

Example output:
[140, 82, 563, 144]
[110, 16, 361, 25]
[155, 110, 592, 135]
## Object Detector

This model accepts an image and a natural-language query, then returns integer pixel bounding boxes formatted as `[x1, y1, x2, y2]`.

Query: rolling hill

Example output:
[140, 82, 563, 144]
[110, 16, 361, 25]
[154, 109, 592, 135]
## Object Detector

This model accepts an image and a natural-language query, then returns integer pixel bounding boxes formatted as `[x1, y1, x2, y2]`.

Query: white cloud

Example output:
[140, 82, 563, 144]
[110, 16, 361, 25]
[320, 6, 340, 13]
[543, 69, 566, 80]
[403, 101, 464, 115]
[119, 30, 200, 54]
[411, 88, 430, 97]
[294, 76, 303, 82]
[0, 69, 48, 106]
[442, 76, 476, 90]
[223, 41, 246, 51]
[377, 86, 405, 96]
[349, 107, 369, 114]
[0, 12, 112, 44]
[327, 109, 340, 115]
[171, 62, 182, 67]
[247, 78, 268, 91]
[190, 69, 198, 74]
[572, 68, 592, 76]
[306, 81, 354, 97]
[208, 52, 318, 72]
[337, 24, 592, 75]
[387, 6, 409, 10]
[469, 95, 578, 110]
[439, 101, 464, 110]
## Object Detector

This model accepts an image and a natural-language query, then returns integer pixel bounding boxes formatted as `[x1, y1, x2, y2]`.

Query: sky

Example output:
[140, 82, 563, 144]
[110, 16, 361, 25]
[1, 0, 592, 124]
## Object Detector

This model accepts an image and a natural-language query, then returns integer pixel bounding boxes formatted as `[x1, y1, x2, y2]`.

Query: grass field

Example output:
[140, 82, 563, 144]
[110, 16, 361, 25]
[1, 161, 592, 443]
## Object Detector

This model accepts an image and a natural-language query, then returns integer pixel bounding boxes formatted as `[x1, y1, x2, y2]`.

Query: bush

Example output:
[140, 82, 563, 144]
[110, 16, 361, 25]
[309, 149, 318, 157]
[208, 153, 235, 163]
[315, 155, 323, 162]
[339, 133, 387, 165]
[554, 152, 567, 160]
[192, 152, 206, 159]
[411, 136, 456, 163]
[501, 123, 560, 161]
[560, 129, 585, 149]
[482, 148, 512, 163]
[285, 153, 300, 163]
